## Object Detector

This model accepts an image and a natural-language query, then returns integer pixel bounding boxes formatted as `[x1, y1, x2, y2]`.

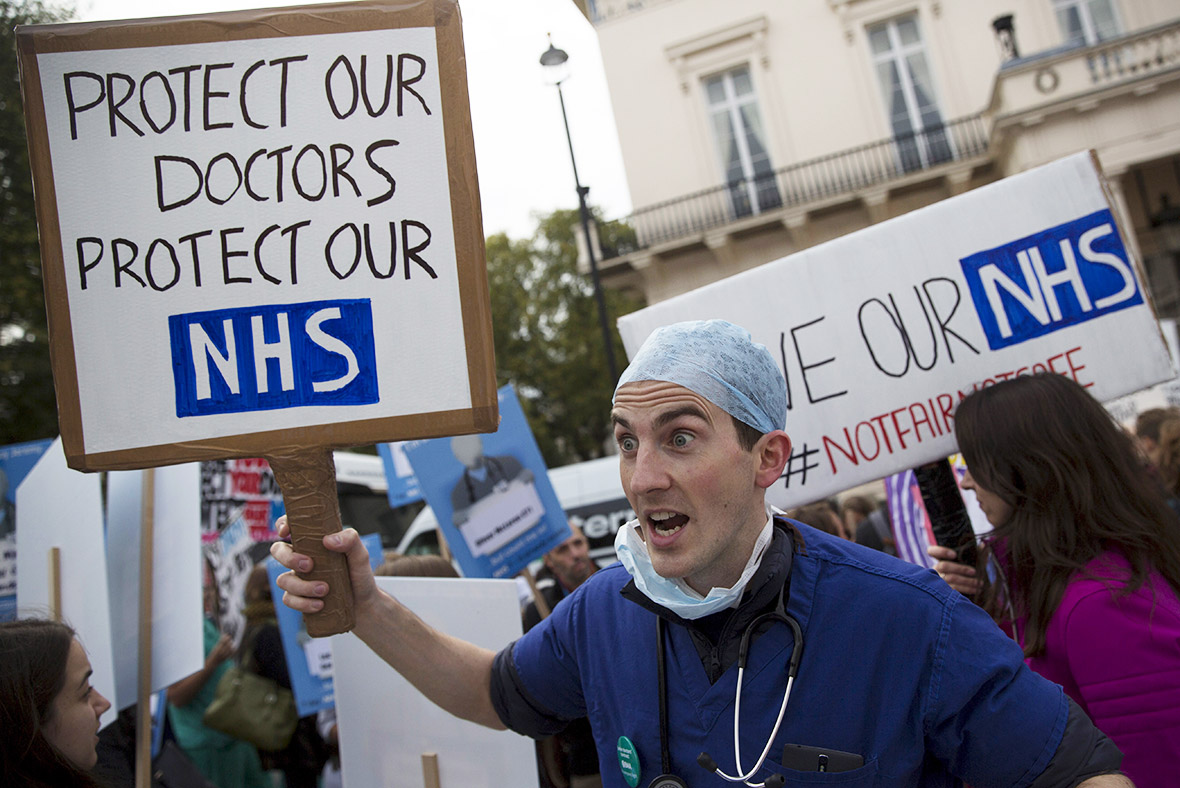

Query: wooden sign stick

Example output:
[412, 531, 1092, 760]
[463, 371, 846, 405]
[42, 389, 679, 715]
[267, 448, 355, 637]
[47, 546, 61, 622]
[520, 568, 550, 619]
[436, 526, 453, 564]
[135, 468, 155, 788]
[421, 752, 442, 788]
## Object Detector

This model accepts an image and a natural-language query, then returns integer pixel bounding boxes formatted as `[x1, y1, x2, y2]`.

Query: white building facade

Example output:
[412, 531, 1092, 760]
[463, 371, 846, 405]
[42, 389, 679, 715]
[574, 0, 1180, 317]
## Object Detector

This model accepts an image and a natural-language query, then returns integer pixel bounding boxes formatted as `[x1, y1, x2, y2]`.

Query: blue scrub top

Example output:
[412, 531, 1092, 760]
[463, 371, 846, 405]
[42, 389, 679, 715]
[511, 522, 1067, 787]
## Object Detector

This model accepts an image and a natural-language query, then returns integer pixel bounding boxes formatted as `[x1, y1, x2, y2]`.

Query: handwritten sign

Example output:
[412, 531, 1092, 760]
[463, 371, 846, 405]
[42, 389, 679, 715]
[17, 1, 496, 471]
[617, 152, 1173, 508]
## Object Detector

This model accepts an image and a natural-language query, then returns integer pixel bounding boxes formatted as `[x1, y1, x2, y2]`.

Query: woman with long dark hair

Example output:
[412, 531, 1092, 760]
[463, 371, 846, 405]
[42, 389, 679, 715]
[0, 619, 112, 788]
[931, 373, 1180, 786]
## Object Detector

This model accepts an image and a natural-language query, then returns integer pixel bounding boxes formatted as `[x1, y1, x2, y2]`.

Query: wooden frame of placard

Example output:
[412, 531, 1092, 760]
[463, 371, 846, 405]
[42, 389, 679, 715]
[17, 0, 497, 472]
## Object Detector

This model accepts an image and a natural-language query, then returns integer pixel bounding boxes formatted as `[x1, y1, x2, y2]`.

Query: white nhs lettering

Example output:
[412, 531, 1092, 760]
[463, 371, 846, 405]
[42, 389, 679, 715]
[978, 223, 1136, 339]
[188, 307, 360, 400]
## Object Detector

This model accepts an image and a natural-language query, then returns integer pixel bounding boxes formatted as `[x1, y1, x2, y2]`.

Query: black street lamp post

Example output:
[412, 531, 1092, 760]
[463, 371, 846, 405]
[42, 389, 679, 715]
[540, 39, 619, 383]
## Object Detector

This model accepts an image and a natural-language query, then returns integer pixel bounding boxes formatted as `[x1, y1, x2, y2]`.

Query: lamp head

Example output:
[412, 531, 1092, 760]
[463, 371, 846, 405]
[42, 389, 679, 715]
[540, 35, 571, 85]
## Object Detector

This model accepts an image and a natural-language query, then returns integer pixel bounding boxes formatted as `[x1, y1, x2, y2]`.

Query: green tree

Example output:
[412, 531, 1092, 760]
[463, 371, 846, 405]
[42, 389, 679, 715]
[0, 1, 73, 445]
[487, 208, 643, 467]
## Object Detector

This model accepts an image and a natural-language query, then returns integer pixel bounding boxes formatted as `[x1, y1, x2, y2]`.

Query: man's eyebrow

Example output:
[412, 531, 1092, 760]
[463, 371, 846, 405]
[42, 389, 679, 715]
[654, 406, 709, 429]
[611, 406, 710, 431]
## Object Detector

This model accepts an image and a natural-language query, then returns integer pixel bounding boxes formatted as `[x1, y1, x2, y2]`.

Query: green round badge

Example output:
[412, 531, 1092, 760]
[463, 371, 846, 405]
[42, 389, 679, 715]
[617, 735, 641, 788]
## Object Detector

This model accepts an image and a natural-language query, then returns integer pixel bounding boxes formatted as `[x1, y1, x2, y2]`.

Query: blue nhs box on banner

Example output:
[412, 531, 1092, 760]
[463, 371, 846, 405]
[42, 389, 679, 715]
[169, 299, 379, 417]
[959, 209, 1143, 351]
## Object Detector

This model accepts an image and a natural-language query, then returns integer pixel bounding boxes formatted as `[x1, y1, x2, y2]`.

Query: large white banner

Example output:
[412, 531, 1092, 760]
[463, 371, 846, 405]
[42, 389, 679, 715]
[618, 152, 1173, 508]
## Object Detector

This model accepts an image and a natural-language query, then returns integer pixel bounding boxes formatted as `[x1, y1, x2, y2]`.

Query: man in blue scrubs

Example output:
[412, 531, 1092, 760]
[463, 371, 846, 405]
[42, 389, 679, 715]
[273, 320, 1131, 787]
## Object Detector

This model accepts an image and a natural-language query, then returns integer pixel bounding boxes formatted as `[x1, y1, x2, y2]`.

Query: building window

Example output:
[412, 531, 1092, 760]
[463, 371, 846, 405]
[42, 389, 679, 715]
[867, 13, 952, 173]
[703, 65, 781, 218]
[1053, 0, 1121, 46]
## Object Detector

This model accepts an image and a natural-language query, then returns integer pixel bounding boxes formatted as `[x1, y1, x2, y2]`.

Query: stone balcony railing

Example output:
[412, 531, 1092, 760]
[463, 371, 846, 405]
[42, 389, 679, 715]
[576, 0, 678, 25]
[990, 18, 1180, 125]
[601, 113, 989, 257]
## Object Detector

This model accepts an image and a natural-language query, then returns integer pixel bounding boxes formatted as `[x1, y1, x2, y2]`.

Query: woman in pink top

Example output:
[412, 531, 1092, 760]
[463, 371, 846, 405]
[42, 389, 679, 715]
[931, 373, 1180, 787]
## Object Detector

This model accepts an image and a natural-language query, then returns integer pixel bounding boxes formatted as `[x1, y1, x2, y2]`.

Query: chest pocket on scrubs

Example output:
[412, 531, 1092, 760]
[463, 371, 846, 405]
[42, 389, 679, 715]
[767, 758, 878, 786]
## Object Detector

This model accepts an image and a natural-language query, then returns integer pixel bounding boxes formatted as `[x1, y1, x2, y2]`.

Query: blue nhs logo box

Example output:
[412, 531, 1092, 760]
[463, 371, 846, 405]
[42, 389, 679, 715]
[169, 299, 379, 417]
[959, 209, 1143, 350]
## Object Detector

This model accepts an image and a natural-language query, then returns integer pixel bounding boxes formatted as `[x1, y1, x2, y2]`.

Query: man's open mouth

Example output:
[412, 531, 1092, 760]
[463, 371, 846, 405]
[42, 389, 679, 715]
[649, 511, 688, 537]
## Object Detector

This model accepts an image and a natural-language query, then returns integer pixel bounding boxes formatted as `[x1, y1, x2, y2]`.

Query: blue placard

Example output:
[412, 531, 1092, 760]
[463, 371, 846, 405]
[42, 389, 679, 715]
[404, 386, 569, 579]
[0, 439, 55, 621]
[267, 532, 384, 717]
[959, 209, 1143, 350]
[377, 442, 424, 508]
[169, 298, 379, 417]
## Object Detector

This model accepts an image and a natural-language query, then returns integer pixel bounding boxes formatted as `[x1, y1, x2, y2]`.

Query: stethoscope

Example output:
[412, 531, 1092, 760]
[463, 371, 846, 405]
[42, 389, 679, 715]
[649, 577, 804, 788]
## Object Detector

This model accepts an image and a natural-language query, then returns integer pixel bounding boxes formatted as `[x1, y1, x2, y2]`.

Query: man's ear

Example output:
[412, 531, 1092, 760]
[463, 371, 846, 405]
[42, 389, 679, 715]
[754, 430, 792, 490]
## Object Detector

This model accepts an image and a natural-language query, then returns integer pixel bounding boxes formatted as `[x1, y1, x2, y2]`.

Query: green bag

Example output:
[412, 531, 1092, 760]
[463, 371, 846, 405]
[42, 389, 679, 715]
[202, 664, 297, 752]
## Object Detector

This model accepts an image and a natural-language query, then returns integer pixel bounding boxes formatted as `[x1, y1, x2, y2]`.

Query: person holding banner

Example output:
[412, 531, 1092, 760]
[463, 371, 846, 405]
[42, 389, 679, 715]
[0, 619, 113, 788]
[274, 320, 1130, 787]
[929, 373, 1180, 786]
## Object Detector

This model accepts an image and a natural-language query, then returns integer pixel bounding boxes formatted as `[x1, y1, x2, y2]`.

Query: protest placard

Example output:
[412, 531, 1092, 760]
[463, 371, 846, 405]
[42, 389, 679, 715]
[106, 464, 203, 707]
[18, 0, 497, 636]
[617, 152, 1174, 508]
[377, 440, 424, 507]
[331, 576, 535, 787]
[404, 386, 570, 579]
[15, 439, 117, 719]
[203, 510, 258, 646]
[200, 457, 286, 542]
[17, 0, 495, 470]
[0, 439, 54, 621]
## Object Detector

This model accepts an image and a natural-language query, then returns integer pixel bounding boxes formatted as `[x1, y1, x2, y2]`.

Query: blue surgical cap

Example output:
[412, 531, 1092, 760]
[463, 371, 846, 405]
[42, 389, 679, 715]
[614, 320, 787, 433]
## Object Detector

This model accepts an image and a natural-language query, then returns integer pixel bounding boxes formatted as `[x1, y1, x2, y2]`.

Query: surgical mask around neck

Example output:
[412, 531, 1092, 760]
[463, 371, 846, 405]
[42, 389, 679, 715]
[615, 516, 773, 619]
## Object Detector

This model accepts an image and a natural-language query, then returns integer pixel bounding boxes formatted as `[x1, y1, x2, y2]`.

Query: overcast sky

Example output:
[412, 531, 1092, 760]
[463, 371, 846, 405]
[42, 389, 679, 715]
[73, 0, 633, 240]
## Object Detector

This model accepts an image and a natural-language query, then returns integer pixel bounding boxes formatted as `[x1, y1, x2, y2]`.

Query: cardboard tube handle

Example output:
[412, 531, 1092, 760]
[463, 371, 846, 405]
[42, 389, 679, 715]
[268, 448, 355, 637]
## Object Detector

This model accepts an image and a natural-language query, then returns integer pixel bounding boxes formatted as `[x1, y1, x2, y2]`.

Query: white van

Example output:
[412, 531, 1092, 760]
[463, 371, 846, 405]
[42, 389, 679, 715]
[332, 450, 425, 553]
[397, 455, 634, 566]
